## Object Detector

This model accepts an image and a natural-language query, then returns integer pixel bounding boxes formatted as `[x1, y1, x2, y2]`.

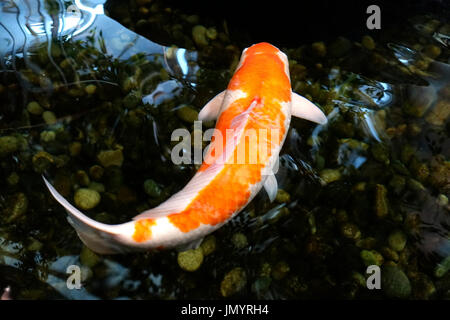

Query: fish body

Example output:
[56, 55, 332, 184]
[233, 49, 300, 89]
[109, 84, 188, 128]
[43, 42, 327, 254]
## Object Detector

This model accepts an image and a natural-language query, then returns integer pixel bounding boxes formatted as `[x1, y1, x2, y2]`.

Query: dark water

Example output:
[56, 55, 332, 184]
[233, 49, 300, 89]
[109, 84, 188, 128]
[0, 0, 449, 299]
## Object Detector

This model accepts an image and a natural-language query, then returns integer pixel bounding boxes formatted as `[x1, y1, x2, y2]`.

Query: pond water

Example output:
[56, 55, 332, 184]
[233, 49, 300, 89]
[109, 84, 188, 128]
[0, 0, 449, 299]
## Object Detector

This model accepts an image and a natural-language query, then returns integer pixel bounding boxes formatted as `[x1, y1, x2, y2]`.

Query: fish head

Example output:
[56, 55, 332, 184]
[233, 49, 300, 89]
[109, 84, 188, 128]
[236, 42, 290, 80]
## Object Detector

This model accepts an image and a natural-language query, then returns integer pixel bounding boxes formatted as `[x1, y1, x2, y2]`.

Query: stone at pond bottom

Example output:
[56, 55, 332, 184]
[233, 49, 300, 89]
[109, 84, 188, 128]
[177, 247, 204, 272]
[374, 184, 389, 218]
[97, 149, 124, 168]
[381, 266, 411, 299]
[0, 136, 18, 157]
[74, 188, 101, 210]
[200, 235, 216, 256]
[388, 230, 407, 252]
[220, 267, 247, 297]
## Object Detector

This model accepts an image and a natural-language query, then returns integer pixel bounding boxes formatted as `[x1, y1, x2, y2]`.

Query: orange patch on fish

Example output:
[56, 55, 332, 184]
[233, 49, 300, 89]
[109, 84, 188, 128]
[133, 218, 156, 242]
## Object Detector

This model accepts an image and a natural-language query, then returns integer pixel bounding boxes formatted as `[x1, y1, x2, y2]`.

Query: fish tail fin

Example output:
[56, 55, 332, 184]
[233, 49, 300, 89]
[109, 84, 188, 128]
[43, 176, 133, 254]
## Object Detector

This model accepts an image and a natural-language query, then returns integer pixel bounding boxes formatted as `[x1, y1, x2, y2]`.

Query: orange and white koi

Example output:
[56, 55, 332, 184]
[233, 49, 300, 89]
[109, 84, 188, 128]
[43, 42, 327, 254]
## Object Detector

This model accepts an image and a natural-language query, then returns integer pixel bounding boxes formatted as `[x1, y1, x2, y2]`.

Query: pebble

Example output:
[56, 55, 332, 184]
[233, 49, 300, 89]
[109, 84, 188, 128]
[361, 35, 375, 50]
[360, 249, 384, 266]
[382, 265, 411, 298]
[231, 233, 248, 249]
[74, 188, 101, 210]
[42, 111, 57, 125]
[388, 230, 407, 252]
[85, 84, 97, 95]
[200, 235, 216, 256]
[97, 149, 124, 167]
[192, 25, 209, 47]
[220, 267, 247, 297]
[143, 179, 162, 198]
[375, 184, 389, 218]
[177, 247, 204, 272]
[0, 136, 18, 157]
[26, 101, 44, 115]
[319, 168, 342, 185]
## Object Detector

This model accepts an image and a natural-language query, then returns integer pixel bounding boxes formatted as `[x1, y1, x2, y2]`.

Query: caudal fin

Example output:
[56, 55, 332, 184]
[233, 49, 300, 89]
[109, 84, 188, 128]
[43, 176, 134, 254]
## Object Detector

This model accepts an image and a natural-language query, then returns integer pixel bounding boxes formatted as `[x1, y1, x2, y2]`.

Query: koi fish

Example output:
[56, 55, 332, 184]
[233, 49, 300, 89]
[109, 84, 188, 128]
[43, 42, 327, 254]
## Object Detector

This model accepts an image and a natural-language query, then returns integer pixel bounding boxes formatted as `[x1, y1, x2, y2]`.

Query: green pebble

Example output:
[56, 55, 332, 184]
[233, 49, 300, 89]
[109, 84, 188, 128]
[200, 235, 216, 256]
[356, 237, 377, 249]
[177, 247, 204, 272]
[361, 35, 376, 50]
[143, 179, 162, 198]
[122, 77, 137, 92]
[388, 230, 407, 252]
[371, 143, 390, 165]
[271, 261, 290, 280]
[32, 151, 54, 173]
[381, 247, 399, 262]
[88, 182, 105, 193]
[192, 25, 209, 47]
[85, 84, 97, 95]
[340, 222, 361, 240]
[206, 27, 218, 40]
[80, 245, 101, 268]
[5, 192, 28, 223]
[231, 233, 248, 249]
[26, 101, 44, 115]
[27, 238, 43, 251]
[185, 15, 199, 24]
[425, 100, 450, 126]
[123, 91, 141, 109]
[6, 172, 19, 186]
[319, 168, 342, 185]
[434, 255, 450, 278]
[40, 130, 56, 143]
[352, 272, 367, 287]
[328, 37, 352, 57]
[0, 136, 18, 157]
[437, 194, 448, 206]
[389, 175, 406, 194]
[75, 170, 91, 187]
[97, 149, 124, 167]
[69, 142, 82, 156]
[407, 178, 426, 192]
[375, 184, 389, 218]
[275, 189, 291, 203]
[74, 188, 101, 210]
[311, 41, 326, 57]
[176, 105, 199, 123]
[220, 267, 247, 297]
[382, 265, 411, 299]
[360, 249, 384, 266]
[89, 165, 104, 181]
[42, 111, 57, 124]
[424, 45, 441, 59]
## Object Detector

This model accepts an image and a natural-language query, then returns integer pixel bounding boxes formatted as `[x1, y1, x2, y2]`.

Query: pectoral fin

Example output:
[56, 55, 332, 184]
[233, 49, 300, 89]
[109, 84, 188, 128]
[176, 237, 204, 252]
[263, 172, 278, 202]
[291, 92, 328, 125]
[198, 90, 226, 121]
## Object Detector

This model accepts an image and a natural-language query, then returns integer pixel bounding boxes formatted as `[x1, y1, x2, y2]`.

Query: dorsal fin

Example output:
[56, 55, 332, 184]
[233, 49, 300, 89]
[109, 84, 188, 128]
[291, 92, 327, 124]
[198, 90, 226, 121]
